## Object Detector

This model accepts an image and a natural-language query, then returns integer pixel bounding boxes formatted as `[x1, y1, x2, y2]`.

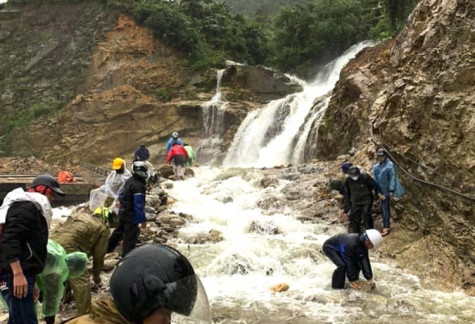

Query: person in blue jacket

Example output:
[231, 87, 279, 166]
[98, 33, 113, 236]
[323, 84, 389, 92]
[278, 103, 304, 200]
[372, 149, 396, 236]
[322, 229, 383, 290]
[165, 131, 183, 154]
[107, 161, 148, 257]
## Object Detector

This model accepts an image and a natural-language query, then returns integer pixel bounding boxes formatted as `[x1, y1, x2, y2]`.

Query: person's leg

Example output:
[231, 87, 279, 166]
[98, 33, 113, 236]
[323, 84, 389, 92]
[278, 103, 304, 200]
[69, 271, 91, 316]
[381, 197, 391, 229]
[362, 202, 374, 230]
[0, 274, 38, 323]
[44, 316, 55, 324]
[323, 247, 347, 289]
[107, 219, 125, 253]
[122, 222, 140, 257]
[349, 205, 363, 233]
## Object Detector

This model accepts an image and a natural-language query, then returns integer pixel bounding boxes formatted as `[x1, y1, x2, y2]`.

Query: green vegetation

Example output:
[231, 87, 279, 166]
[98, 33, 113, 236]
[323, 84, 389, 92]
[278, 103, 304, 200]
[5, 0, 421, 74]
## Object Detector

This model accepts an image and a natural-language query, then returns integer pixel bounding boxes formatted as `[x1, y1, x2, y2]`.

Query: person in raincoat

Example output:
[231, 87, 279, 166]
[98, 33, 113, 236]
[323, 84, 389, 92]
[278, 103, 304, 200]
[37, 240, 87, 324]
[165, 132, 183, 154]
[89, 158, 131, 213]
[0, 175, 64, 324]
[322, 229, 383, 290]
[372, 149, 396, 236]
[166, 143, 189, 179]
[50, 207, 113, 315]
[63, 244, 211, 324]
[183, 143, 196, 167]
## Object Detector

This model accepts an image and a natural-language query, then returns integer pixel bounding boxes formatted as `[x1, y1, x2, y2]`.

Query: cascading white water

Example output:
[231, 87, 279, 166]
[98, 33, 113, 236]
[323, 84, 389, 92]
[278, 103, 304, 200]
[168, 168, 475, 324]
[196, 70, 228, 165]
[223, 42, 373, 168]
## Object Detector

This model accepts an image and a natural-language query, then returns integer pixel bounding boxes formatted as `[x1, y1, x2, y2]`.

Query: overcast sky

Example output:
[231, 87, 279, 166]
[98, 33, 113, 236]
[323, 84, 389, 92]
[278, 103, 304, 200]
[0, 0, 7, 4]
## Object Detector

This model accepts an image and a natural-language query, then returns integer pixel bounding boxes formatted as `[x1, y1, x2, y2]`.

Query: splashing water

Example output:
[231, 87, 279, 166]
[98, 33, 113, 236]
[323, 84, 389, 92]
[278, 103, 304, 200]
[223, 42, 374, 168]
[167, 167, 475, 324]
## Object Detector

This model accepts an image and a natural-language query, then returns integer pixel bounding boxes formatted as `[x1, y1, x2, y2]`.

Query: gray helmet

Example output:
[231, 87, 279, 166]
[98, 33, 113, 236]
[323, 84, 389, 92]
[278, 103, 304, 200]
[172, 131, 179, 138]
[377, 148, 387, 157]
[132, 161, 149, 180]
[32, 174, 65, 196]
[110, 244, 210, 322]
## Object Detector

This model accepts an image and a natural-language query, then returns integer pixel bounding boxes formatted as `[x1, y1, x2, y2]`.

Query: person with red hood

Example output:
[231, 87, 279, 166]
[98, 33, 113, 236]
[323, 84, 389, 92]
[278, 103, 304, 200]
[166, 142, 188, 180]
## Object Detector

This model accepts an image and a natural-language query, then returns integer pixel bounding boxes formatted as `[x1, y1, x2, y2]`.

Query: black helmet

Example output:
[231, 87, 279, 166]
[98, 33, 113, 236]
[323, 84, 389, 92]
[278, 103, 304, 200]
[132, 161, 149, 180]
[110, 244, 210, 323]
[32, 174, 65, 196]
[347, 166, 361, 177]
[377, 148, 387, 157]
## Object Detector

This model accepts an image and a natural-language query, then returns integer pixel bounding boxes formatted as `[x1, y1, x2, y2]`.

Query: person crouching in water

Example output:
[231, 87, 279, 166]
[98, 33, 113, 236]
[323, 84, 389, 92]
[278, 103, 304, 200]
[322, 229, 383, 290]
[166, 142, 189, 180]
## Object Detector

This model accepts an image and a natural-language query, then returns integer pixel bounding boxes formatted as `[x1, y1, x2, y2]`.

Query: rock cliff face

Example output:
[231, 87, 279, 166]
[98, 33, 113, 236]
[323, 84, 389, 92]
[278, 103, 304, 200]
[317, 0, 474, 293]
[3, 6, 299, 166]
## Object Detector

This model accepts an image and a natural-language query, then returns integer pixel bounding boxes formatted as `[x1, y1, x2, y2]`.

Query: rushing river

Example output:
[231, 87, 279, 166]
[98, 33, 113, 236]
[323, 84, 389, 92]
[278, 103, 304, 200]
[168, 167, 474, 324]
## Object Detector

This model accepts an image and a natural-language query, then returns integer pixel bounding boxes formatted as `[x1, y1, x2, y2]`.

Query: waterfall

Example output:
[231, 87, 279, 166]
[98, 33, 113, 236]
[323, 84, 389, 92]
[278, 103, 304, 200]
[224, 41, 373, 168]
[196, 70, 228, 165]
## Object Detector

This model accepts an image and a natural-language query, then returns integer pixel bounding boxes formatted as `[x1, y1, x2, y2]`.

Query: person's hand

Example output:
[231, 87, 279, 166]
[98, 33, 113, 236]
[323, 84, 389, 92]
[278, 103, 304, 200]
[93, 274, 102, 285]
[33, 284, 40, 302]
[349, 281, 359, 290]
[340, 210, 348, 222]
[141, 222, 147, 229]
[368, 279, 376, 290]
[13, 272, 28, 298]
[378, 193, 386, 200]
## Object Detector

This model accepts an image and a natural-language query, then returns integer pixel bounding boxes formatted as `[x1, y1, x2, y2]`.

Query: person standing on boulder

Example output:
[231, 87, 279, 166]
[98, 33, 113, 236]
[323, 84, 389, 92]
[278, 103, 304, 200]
[0, 175, 64, 323]
[372, 149, 396, 236]
[166, 142, 189, 180]
[322, 229, 382, 290]
[341, 166, 383, 233]
[165, 131, 183, 154]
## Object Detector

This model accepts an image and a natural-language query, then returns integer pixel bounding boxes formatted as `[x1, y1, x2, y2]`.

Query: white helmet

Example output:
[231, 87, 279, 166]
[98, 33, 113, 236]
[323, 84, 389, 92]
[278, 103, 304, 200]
[172, 131, 179, 138]
[365, 229, 383, 248]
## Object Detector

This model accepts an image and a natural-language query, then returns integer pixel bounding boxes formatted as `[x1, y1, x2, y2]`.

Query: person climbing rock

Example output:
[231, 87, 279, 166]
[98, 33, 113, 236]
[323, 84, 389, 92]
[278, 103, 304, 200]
[165, 131, 183, 154]
[322, 229, 383, 290]
[166, 142, 189, 180]
[50, 207, 113, 315]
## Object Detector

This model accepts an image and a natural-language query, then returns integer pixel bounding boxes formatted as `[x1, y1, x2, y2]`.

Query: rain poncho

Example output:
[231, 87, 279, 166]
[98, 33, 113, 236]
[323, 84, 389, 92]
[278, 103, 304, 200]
[184, 144, 196, 166]
[0, 187, 52, 227]
[89, 167, 131, 212]
[36, 240, 87, 317]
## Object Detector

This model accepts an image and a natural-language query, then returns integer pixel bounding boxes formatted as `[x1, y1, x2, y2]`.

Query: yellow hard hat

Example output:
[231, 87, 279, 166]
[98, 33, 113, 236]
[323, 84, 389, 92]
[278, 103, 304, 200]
[112, 158, 125, 170]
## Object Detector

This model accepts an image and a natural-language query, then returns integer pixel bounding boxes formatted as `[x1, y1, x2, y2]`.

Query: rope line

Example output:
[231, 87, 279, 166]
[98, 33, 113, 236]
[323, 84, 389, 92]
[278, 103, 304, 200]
[370, 113, 475, 202]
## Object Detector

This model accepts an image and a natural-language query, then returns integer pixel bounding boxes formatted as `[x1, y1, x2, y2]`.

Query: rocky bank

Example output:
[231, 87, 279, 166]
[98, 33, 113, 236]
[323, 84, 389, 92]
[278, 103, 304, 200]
[316, 0, 474, 294]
